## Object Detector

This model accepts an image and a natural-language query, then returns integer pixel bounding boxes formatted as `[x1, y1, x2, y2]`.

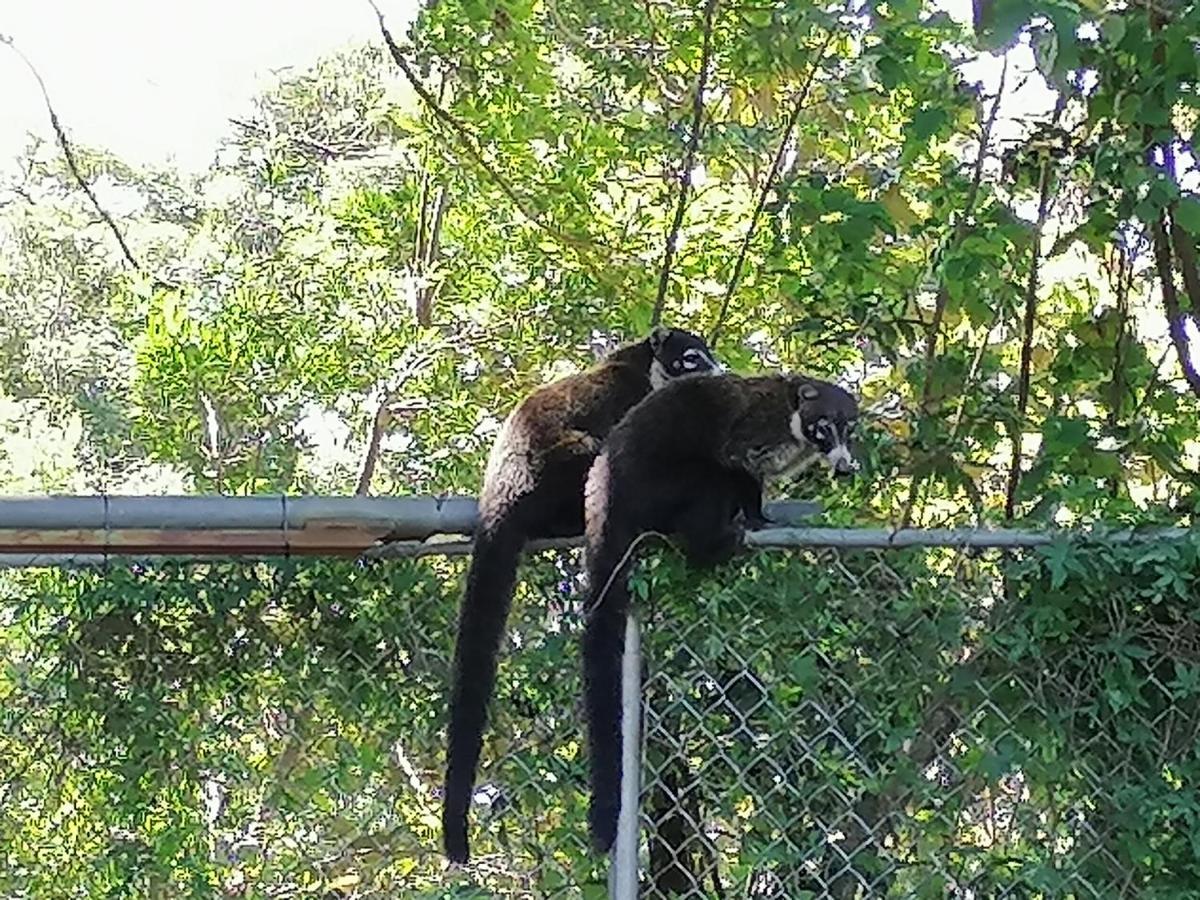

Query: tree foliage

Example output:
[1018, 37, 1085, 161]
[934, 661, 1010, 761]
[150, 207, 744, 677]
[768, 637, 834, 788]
[2, 0, 1200, 893]
[4, 540, 1200, 896]
[3, 0, 1198, 522]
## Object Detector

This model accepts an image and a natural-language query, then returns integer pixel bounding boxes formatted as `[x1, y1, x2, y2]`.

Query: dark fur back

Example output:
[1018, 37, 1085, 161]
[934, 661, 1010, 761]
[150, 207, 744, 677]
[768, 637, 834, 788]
[579, 375, 805, 853]
[443, 330, 720, 863]
[602, 374, 797, 473]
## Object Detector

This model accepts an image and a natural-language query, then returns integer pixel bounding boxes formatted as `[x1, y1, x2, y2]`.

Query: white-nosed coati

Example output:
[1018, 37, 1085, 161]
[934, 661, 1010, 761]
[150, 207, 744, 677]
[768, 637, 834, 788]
[443, 325, 721, 864]
[580, 372, 859, 852]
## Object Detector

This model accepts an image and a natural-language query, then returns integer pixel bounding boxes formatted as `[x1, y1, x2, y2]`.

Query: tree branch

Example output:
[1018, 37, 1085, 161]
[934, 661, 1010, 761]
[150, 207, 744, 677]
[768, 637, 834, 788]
[708, 28, 836, 345]
[650, 0, 720, 326]
[367, 1, 605, 261]
[415, 183, 450, 326]
[1143, 13, 1200, 400]
[356, 400, 394, 496]
[229, 117, 376, 160]
[1108, 236, 1134, 420]
[414, 169, 431, 269]
[2, 34, 140, 272]
[1164, 138, 1200, 336]
[355, 349, 439, 495]
[1168, 214, 1200, 320]
[1003, 152, 1056, 520]
[1151, 213, 1200, 398]
[919, 55, 1008, 410]
[899, 55, 1008, 527]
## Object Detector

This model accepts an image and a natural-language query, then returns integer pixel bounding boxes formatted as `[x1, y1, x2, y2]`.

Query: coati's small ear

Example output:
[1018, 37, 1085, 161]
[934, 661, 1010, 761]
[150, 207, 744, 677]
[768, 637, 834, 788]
[648, 325, 671, 352]
[787, 379, 812, 410]
[798, 382, 820, 403]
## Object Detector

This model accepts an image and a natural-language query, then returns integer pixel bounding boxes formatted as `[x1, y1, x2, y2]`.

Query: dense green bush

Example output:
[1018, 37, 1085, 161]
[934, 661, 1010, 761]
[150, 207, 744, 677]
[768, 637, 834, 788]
[3, 534, 1197, 897]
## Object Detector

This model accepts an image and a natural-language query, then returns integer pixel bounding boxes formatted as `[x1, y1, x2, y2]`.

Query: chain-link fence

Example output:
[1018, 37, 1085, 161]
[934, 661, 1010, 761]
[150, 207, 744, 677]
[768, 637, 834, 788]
[2, 533, 1198, 898]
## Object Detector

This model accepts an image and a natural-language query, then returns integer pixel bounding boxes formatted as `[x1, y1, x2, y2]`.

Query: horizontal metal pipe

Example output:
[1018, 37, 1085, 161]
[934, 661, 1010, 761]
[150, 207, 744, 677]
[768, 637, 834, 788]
[743, 526, 1191, 549]
[0, 526, 1192, 569]
[0, 495, 479, 538]
[0, 497, 1187, 569]
[0, 496, 821, 538]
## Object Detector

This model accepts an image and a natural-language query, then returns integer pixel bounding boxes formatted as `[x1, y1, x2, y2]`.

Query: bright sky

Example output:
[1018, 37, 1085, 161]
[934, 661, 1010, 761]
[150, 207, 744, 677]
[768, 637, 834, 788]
[0, 0, 417, 176]
[3, 0, 1195, 472]
[0, 1, 996, 179]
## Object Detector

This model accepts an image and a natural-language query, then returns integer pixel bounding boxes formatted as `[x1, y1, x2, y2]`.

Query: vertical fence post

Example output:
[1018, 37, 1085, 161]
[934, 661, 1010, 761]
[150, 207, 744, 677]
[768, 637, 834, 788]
[608, 612, 642, 899]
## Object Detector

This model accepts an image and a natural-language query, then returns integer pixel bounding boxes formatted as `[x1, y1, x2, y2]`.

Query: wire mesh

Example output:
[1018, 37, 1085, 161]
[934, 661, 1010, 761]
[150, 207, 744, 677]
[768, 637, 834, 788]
[1, 535, 1198, 898]
[638, 541, 1200, 898]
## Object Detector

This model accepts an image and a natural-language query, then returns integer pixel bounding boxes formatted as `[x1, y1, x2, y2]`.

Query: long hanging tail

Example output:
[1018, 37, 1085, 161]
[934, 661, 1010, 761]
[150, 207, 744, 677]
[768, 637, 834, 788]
[442, 515, 526, 864]
[582, 521, 639, 854]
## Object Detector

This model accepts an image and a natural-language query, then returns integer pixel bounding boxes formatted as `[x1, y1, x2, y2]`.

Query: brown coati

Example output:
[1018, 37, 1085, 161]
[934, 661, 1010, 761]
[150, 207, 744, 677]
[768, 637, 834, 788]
[443, 325, 721, 864]
[579, 372, 858, 852]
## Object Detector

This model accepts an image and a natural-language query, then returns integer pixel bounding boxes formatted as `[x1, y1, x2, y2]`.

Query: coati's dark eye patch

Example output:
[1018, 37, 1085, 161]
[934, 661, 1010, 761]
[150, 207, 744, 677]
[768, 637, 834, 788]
[660, 344, 719, 376]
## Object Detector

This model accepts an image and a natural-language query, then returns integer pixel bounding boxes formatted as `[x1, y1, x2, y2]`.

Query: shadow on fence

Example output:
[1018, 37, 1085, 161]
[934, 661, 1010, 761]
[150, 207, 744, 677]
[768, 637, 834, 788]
[1, 534, 1198, 897]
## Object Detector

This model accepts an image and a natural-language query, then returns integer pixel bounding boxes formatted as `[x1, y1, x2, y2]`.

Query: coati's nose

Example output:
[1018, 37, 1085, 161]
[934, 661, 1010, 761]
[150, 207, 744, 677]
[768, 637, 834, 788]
[828, 446, 855, 477]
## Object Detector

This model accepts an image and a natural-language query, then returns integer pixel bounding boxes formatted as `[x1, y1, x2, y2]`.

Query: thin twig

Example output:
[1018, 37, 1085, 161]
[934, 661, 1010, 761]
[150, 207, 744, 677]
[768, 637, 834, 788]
[2, 34, 140, 271]
[1143, 12, 1200, 400]
[649, 0, 720, 326]
[946, 305, 1002, 440]
[228, 117, 375, 159]
[899, 54, 1009, 528]
[1130, 343, 1175, 422]
[708, 28, 836, 344]
[1003, 148, 1058, 520]
[355, 349, 439, 495]
[919, 55, 1009, 408]
[367, 0, 604, 259]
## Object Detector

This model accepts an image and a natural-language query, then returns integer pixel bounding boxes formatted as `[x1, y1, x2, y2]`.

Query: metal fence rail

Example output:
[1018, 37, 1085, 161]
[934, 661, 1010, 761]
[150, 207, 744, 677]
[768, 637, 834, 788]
[0, 495, 824, 563]
[0, 497, 1196, 898]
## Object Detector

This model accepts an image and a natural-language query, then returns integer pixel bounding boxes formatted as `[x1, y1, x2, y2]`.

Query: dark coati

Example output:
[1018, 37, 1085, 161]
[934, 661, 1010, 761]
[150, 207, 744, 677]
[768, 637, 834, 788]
[580, 372, 858, 852]
[443, 325, 721, 864]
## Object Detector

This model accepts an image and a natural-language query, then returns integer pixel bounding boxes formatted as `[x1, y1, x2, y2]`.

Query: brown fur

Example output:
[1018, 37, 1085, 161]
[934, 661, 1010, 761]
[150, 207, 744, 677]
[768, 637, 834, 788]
[442, 327, 719, 864]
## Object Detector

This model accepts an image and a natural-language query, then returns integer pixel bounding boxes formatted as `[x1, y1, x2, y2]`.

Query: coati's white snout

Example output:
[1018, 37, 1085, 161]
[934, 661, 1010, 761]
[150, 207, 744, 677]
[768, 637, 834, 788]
[790, 410, 857, 477]
[826, 443, 856, 476]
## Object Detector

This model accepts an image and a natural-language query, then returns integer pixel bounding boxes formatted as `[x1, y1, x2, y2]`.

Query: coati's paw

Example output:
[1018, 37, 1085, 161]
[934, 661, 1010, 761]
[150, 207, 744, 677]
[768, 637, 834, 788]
[683, 522, 745, 568]
[740, 510, 774, 531]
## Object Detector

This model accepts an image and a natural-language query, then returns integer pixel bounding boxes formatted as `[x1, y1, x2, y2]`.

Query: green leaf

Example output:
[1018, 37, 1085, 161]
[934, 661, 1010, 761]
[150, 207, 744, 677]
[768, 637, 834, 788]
[788, 654, 820, 693]
[1175, 198, 1200, 236]
[837, 211, 878, 246]
[1042, 416, 1090, 455]
[975, 0, 1031, 50]
[876, 54, 904, 91]
[1101, 14, 1125, 47]
[1040, 541, 1073, 590]
[1050, 203, 1117, 256]
[911, 106, 948, 142]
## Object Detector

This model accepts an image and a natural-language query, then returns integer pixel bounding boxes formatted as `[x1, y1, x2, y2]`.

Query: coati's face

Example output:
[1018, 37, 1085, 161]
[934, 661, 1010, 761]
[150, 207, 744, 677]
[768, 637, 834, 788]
[789, 380, 859, 478]
[647, 326, 722, 389]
